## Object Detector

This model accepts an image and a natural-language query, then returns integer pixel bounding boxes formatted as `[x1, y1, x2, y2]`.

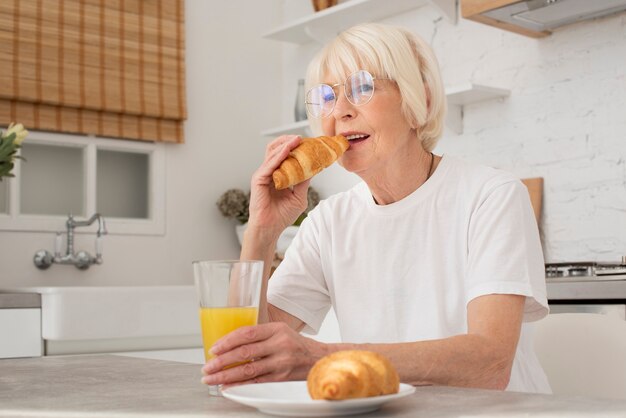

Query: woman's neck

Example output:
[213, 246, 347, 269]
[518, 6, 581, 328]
[365, 148, 436, 206]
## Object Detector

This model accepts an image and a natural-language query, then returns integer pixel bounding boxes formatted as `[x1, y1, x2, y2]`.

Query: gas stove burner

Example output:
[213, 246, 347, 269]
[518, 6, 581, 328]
[545, 259, 626, 281]
[545, 263, 595, 278]
[595, 263, 626, 276]
[568, 266, 594, 277]
[545, 268, 564, 278]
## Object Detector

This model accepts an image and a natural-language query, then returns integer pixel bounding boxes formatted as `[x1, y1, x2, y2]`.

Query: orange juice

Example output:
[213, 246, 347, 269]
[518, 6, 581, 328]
[199, 306, 259, 361]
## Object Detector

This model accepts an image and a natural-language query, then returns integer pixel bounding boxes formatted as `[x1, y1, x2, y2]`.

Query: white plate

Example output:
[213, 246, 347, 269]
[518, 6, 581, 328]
[222, 381, 415, 417]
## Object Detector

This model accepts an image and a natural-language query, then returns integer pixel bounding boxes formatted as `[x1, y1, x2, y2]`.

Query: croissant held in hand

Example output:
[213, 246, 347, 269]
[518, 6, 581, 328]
[272, 135, 349, 190]
[307, 350, 400, 400]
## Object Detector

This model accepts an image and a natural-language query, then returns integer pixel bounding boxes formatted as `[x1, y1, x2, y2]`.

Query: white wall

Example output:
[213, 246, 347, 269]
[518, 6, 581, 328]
[0, 0, 283, 287]
[1, 2, 625, 289]
[281, 4, 626, 263]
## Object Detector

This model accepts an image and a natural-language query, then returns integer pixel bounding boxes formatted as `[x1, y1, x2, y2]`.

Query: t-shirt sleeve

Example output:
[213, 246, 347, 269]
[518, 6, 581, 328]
[267, 209, 331, 334]
[465, 179, 548, 322]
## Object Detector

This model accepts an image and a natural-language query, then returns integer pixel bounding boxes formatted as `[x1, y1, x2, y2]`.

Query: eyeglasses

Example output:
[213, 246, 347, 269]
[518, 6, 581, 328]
[305, 70, 391, 119]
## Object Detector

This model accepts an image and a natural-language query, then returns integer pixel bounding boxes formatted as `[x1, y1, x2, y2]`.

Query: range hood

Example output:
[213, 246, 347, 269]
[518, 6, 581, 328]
[483, 0, 626, 32]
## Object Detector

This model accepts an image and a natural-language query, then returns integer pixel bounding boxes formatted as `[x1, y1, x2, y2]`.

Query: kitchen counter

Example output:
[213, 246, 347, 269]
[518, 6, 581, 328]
[2, 355, 626, 417]
[0, 292, 40, 308]
[547, 279, 626, 301]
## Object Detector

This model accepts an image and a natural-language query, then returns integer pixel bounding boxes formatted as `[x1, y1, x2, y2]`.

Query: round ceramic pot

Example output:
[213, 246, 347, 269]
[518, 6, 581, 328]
[235, 223, 299, 256]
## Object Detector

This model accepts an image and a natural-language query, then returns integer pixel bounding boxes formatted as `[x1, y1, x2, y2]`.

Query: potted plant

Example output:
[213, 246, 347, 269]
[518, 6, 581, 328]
[215, 188, 250, 244]
[0, 123, 28, 180]
[216, 187, 320, 255]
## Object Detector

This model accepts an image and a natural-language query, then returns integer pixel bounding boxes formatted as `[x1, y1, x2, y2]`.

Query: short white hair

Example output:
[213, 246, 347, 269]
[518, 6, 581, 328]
[306, 23, 446, 151]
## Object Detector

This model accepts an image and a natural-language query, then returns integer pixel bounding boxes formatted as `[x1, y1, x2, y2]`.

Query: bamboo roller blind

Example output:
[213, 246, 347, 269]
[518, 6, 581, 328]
[0, 0, 186, 143]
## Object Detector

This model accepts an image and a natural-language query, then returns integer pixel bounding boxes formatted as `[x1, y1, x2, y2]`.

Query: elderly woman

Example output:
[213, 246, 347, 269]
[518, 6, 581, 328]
[202, 23, 550, 393]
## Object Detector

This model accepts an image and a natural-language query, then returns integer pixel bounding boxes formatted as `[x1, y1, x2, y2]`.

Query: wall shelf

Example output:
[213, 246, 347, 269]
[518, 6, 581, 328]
[261, 120, 310, 138]
[445, 83, 510, 134]
[263, 0, 458, 45]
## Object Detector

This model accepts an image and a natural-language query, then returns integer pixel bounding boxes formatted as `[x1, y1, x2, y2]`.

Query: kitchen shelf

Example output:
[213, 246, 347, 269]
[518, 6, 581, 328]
[260, 120, 310, 138]
[445, 83, 510, 134]
[263, 0, 458, 45]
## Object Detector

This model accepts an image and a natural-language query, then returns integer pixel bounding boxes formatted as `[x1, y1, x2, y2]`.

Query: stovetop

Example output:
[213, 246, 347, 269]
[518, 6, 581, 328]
[545, 260, 626, 282]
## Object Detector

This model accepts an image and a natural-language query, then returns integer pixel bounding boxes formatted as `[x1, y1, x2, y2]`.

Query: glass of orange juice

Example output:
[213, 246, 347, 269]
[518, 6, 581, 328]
[193, 260, 263, 396]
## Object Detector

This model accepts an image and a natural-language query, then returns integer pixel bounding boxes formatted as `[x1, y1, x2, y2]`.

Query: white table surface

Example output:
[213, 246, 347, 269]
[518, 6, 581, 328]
[1, 355, 626, 417]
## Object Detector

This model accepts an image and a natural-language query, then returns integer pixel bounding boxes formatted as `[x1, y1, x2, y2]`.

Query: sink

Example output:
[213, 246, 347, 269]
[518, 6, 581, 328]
[1, 286, 201, 355]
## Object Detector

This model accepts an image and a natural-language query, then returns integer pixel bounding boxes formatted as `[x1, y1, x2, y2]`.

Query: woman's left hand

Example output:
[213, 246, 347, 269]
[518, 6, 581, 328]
[201, 322, 327, 387]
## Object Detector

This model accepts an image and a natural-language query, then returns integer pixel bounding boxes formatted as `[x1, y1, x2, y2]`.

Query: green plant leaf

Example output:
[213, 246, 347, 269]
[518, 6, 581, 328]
[0, 161, 15, 178]
[0, 132, 22, 179]
[293, 212, 307, 226]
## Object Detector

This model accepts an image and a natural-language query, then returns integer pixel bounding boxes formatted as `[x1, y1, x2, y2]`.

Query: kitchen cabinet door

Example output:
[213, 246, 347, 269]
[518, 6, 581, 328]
[461, 0, 551, 38]
[0, 308, 42, 358]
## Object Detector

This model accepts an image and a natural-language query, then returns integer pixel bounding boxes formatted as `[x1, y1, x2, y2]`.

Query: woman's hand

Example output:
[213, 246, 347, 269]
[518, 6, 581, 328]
[201, 322, 327, 387]
[247, 135, 310, 238]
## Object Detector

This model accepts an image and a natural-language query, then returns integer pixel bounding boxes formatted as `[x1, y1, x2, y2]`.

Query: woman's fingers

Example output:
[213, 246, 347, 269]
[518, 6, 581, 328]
[209, 324, 276, 357]
[265, 135, 301, 164]
[292, 179, 311, 198]
[208, 356, 295, 388]
[220, 373, 276, 390]
[201, 323, 310, 386]
[201, 349, 300, 386]
[255, 136, 302, 182]
[202, 356, 272, 386]
[202, 340, 268, 375]
[266, 135, 300, 156]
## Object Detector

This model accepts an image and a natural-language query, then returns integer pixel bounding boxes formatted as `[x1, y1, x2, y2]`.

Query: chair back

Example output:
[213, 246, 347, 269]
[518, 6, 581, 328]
[533, 313, 626, 400]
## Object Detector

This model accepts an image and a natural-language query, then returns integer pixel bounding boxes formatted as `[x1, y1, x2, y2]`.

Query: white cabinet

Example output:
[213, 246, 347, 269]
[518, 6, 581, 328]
[0, 308, 42, 358]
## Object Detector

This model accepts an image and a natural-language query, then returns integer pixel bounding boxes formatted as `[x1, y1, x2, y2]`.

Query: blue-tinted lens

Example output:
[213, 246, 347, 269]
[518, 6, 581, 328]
[306, 84, 335, 118]
[346, 70, 374, 105]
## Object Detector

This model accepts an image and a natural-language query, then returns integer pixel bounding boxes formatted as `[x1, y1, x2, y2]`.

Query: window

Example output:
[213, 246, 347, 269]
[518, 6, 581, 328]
[20, 143, 85, 216]
[0, 130, 165, 235]
[97, 150, 149, 219]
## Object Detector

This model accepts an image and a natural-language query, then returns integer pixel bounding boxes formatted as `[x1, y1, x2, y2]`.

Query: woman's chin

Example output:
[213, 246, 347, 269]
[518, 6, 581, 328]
[338, 157, 366, 175]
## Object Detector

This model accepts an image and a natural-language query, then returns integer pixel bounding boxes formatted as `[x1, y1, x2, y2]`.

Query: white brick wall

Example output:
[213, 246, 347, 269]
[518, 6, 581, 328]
[284, 5, 626, 263]
[430, 10, 626, 263]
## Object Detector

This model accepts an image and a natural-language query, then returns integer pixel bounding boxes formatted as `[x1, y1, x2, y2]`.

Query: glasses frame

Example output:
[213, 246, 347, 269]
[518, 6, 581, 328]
[305, 70, 391, 119]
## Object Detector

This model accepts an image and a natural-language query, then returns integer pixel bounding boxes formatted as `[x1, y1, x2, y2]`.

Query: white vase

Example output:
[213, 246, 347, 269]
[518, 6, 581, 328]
[235, 223, 247, 246]
[276, 225, 299, 256]
[234, 223, 299, 256]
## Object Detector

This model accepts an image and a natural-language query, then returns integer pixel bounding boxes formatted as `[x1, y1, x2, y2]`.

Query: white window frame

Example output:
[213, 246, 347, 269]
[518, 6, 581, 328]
[0, 130, 165, 236]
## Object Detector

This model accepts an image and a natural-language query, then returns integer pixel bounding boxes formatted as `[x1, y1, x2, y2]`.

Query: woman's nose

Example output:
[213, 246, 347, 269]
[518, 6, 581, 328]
[332, 87, 355, 120]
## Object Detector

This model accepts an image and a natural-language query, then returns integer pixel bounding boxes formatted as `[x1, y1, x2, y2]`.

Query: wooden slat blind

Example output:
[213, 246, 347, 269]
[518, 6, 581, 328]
[0, 0, 186, 143]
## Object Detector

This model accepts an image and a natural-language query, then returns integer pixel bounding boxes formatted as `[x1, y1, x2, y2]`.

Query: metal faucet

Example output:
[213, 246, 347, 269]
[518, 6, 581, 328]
[34, 213, 107, 270]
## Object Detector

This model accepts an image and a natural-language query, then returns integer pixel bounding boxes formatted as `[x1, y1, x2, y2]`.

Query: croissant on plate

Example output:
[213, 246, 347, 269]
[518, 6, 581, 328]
[272, 135, 349, 190]
[307, 350, 400, 400]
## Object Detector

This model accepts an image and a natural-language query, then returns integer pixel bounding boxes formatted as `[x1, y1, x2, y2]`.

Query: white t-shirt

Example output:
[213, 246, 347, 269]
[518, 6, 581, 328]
[267, 155, 551, 393]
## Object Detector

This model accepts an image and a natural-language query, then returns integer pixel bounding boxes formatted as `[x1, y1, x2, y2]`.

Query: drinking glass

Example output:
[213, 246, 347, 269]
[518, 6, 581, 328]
[193, 260, 264, 396]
